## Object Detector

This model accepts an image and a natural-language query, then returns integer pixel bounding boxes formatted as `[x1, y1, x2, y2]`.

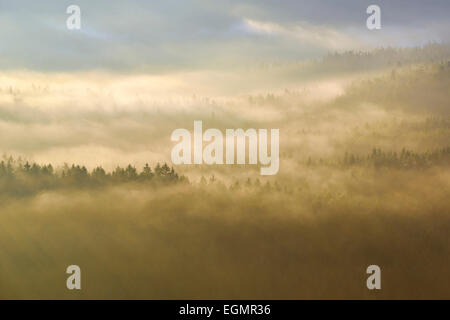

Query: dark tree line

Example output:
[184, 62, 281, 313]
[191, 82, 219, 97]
[0, 158, 187, 196]
[320, 43, 450, 72]
[342, 147, 450, 168]
[303, 147, 450, 169]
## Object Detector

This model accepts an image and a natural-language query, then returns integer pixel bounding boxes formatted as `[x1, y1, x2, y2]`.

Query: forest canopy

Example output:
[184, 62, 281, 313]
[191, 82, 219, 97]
[1, 145, 449, 197]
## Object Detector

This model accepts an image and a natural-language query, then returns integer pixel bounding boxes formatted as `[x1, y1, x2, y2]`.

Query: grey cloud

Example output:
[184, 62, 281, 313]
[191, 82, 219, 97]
[0, 0, 448, 71]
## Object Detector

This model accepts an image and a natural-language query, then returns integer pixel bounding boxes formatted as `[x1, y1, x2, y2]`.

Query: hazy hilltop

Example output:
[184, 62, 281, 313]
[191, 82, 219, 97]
[238, 43, 450, 80]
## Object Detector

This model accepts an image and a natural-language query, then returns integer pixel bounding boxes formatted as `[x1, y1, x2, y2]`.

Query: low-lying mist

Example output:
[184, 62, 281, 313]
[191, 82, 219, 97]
[1, 163, 449, 299]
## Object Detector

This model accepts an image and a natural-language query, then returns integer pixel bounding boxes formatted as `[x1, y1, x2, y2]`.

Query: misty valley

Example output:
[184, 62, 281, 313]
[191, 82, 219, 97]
[0, 44, 449, 299]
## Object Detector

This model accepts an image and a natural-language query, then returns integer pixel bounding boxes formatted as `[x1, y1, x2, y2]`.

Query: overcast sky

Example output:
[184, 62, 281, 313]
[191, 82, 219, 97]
[0, 0, 449, 72]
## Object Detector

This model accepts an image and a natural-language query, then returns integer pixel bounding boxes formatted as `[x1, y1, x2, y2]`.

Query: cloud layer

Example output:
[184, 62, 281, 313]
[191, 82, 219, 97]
[0, 0, 449, 71]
